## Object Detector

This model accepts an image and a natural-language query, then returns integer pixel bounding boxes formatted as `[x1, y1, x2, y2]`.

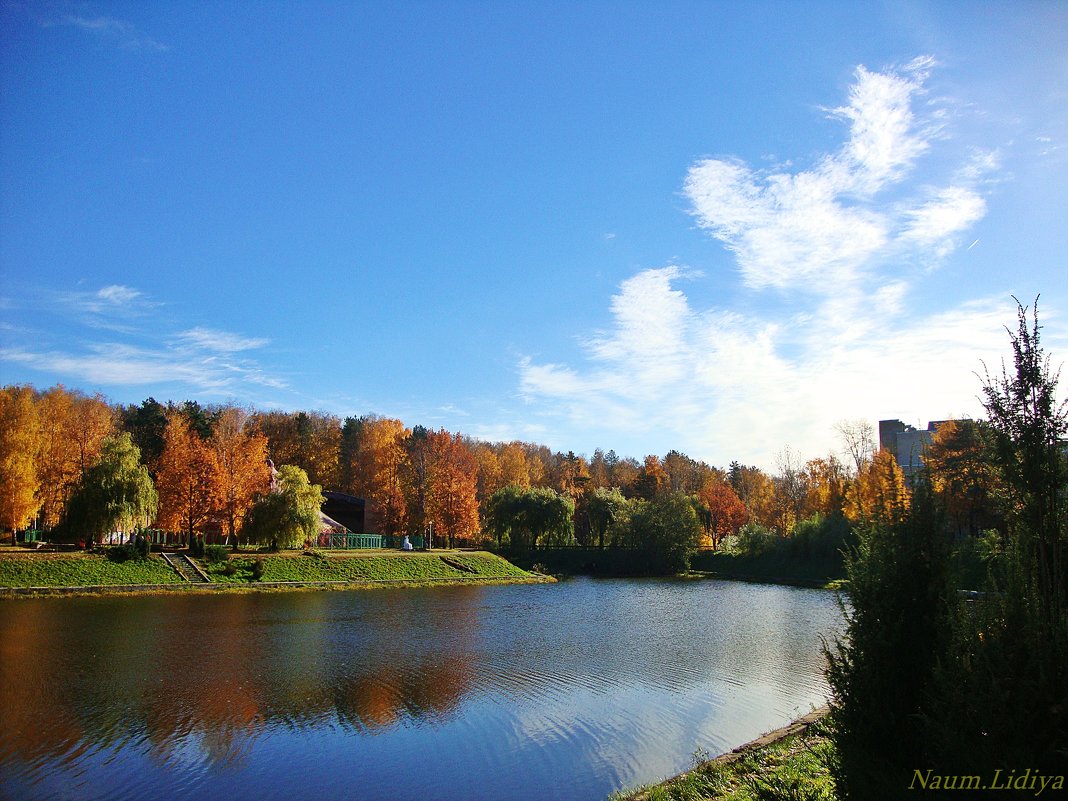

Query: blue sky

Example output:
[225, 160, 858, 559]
[2, 1, 1066, 469]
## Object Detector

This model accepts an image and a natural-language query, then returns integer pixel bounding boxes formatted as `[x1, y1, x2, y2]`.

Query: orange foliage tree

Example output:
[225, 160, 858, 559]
[0, 386, 42, 540]
[412, 429, 480, 548]
[801, 455, 849, 519]
[34, 386, 77, 528]
[729, 463, 777, 531]
[34, 388, 115, 528]
[210, 407, 270, 545]
[695, 478, 748, 549]
[497, 442, 532, 489]
[156, 412, 223, 539]
[68, 392, 116, 477]
[345, 415, 410, 537]
[249, 410, 341, 489]
[924, 419, 1001, 536]
[631, 455, 669, 501]
[845, 448, 910, 525]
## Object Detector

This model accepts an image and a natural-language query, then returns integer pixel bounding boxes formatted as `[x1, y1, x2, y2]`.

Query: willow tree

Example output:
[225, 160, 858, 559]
[64, 433, 157, 547]
[485, 485, 575, 549]
[241, 464, 324, 549]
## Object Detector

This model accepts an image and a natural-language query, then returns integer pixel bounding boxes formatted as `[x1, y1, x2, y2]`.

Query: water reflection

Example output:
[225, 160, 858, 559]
[0, 579, 842, 801]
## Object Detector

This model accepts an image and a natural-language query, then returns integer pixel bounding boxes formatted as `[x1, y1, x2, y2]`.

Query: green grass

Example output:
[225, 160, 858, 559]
[614, 717, 837, 801]
[0, 554, 183, 587]
[204, 551, 536, 584]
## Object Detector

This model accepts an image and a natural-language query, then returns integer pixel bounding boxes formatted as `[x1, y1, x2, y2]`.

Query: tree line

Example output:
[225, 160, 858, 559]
[0, 371, 1018, 558]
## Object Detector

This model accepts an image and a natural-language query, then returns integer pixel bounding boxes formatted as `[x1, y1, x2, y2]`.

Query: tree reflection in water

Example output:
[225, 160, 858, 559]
[0, 589, 477, 772]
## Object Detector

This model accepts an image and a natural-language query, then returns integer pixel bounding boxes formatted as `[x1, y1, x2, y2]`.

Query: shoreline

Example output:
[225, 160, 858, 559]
[619, 705, 831, 801]
[0, 573, 555, 599]
[684, 570, 845, 590]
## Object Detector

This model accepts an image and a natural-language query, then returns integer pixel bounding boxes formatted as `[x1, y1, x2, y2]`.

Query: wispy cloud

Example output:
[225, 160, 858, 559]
[59, 284, 157, 315]
[1, 284, 287, 398]
[518, 59, 1044, 467]
[176, 327, 270, 353]
[43, 14, 170, 52]
[0, 340, 288, 395]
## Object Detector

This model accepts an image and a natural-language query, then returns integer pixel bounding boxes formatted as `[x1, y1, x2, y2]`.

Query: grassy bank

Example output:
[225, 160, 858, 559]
[690, 551, 846, 589]
[204, 550, 535, 583]
[0, 552, 182, 587]
[614, 709, 835, 801]
[0, 549, 543, 594]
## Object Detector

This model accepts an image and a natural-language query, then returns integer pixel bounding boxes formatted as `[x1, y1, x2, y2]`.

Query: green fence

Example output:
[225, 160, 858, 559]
[315, 532, 383, 549]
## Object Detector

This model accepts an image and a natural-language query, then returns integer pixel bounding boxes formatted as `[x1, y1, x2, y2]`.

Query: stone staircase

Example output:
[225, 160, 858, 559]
[162, 552, 210, 583]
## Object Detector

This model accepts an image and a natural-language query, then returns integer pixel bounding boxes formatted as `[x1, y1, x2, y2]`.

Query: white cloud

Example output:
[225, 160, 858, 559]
[177, 327, 270, 353]
[517, 59, 1033, 468]
[519, 269, 1029, 467]
[683, 57, 991, 293]
[899, 186, 986, 259]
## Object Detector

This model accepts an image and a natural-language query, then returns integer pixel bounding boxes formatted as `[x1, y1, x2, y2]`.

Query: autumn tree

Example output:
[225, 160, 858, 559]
[472, 441, 502, 509]
[249, 410, 341, 489]
[924, 419, 1002, 536]
[497, 442, 532, 488]
[0, 386, 42, 541]
[662, 450, 716, 495]
[210, 407, 271, 546]
[695, 479, 748, 549]
[802, 455, 849, 520]
[34, 385, 76, 529]
[521, 443, 552, 487]
[728, 462, 777, 531]
[345, 415, 410, 537]
[35, 388, 116, 529]
[67, 391, 116, 478]
[63, 433, 157, 547]
[845, 448, 910, 525]
[155, 412, 223, 541]
[604, 451, 639, 490]
[407, 430, 480, 548]
[552, 450, 589, 498]
[630, 455, 668, 501]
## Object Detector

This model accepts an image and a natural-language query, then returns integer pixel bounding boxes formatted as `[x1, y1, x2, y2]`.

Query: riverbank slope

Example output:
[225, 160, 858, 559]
[0, 549, 551, 597]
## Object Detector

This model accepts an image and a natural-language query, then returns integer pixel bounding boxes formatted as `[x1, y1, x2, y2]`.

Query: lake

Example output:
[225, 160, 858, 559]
[0, 577, 842, 801]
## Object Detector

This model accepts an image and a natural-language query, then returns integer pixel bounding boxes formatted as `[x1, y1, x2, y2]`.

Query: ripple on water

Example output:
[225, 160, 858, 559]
[0, 578, 843, 801]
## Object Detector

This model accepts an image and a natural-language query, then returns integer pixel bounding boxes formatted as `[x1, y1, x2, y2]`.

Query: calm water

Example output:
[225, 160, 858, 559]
[0, 577, 842, 801]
